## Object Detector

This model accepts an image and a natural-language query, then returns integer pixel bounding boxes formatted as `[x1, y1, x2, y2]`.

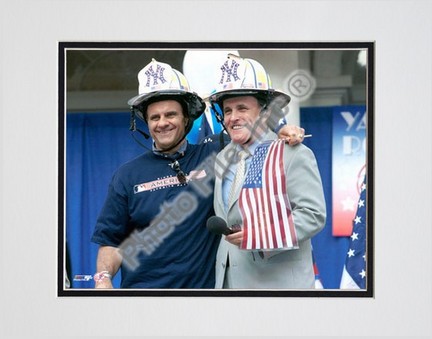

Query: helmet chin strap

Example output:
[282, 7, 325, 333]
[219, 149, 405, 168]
[210, 103, 228, 135]
[129, 107, 153, 152]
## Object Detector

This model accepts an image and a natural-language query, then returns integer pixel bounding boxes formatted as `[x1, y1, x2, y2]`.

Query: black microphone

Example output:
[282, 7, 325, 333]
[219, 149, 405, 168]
[206, 216, 241, 236]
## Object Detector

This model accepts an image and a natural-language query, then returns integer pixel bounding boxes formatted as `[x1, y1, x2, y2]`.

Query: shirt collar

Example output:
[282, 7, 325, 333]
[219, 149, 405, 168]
[234, 139, 260, 158]
[152, 140, 188, 158]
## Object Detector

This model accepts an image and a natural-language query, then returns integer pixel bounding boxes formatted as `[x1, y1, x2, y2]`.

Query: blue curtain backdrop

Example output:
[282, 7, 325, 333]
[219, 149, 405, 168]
[301, 107, 346, 288]
[301, 105, 367, 288]
[65, 106, 364, 289]
[66, 112, 148, 288]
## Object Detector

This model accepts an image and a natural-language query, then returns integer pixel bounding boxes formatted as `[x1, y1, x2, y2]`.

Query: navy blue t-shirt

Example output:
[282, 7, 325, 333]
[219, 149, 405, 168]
[91, 138, 224, 288]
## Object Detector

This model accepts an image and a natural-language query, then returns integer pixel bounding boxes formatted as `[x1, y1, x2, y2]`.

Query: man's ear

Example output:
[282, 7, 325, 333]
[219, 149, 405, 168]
[258, 107, 271, 125]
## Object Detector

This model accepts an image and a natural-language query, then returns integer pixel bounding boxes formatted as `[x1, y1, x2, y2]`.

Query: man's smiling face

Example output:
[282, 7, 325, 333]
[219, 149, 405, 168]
[223, 95, 262, 146]
[147, 100, 188, 153]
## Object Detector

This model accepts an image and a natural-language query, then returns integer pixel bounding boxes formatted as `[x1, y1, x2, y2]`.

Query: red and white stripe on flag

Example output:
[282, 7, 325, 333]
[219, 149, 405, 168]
[238, 139, 298, 251]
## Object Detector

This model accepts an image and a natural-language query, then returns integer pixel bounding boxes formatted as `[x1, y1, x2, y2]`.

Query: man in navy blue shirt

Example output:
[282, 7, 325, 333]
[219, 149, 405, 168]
[91, 59, 305, 288]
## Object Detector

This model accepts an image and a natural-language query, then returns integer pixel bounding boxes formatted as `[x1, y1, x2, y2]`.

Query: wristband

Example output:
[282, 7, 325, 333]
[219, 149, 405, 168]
[272, 117, 287, 134]
[93, 271, 112, 283]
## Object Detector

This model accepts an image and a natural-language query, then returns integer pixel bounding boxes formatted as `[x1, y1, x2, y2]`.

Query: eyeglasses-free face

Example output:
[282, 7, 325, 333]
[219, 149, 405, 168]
[147, 100, 188, 154]
[223, 96, 262, 146]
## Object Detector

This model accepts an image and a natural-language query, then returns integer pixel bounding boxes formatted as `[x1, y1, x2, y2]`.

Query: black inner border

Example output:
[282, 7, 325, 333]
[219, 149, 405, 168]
[58, 41, 374, 298]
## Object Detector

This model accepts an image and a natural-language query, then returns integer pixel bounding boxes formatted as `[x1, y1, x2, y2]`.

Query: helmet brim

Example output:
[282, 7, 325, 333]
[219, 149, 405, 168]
[128, 90, 206, 133]
[128, 90, 197, 107]
[208, 89, 291, 109]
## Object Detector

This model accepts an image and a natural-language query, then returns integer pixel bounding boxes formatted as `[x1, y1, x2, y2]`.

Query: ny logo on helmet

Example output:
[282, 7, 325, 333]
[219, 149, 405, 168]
[219, 59, 240, 84]
[145, 65, 167, 87]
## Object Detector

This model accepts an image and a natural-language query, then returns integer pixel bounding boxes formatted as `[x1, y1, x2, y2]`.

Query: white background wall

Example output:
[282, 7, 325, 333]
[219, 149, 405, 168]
[1, 0, 431, 337]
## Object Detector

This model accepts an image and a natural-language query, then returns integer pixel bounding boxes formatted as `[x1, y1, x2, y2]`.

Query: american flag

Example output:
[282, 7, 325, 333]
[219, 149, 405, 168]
[340, 175, 367, 289]
[238, 139, 298, 250]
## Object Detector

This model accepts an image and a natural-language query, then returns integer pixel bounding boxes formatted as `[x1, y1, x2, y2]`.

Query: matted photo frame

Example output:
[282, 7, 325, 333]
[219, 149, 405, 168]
[58, 41, 374, 297]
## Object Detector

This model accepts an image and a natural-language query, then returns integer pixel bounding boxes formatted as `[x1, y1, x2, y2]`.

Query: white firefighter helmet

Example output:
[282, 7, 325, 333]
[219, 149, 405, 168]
[128, 59, 206, 132]
[208, 54, 291, 110]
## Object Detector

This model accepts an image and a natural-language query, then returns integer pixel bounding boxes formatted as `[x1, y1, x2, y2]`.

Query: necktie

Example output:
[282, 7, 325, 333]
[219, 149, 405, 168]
[228, 149, 249, 207]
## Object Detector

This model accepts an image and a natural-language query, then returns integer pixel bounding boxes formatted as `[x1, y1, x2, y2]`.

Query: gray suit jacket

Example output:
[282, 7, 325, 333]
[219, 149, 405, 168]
[213, 133, 326, 289]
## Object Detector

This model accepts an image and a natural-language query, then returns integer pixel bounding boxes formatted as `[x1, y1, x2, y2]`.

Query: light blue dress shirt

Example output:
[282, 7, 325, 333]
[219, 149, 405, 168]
[222, 141, 260, 212]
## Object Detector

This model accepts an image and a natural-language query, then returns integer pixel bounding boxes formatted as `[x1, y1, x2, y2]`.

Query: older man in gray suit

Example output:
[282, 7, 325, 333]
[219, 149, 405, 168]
[208, 55, 326, 289]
